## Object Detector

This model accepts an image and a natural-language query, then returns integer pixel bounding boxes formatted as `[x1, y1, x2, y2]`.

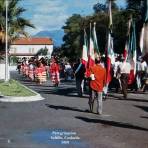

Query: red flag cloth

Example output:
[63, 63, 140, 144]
[123, 42, 128, 61]
[82, 31, 88, 68]
[87, 23, 95, 71]
[106, 57, 112, 84]
[82, 44, 88, 68]
[128, 69, 135, 85]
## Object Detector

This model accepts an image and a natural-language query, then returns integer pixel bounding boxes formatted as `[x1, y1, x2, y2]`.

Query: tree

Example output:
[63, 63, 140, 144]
[61, 0, 146, 60]
[93, 0, 118, 13]
[36, 47, 48, 56]
[0, 0, 35, 51]
[62, 14, 84, 60]
[0, 0, 35, 81]
[126, 0, 146, 55]
[126, 0, 142, 11]
[52, 46, 61, 57]
[93, 3, 106, 13]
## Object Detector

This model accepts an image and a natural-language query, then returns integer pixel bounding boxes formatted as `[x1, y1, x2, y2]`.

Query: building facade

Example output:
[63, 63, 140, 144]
[9, 37, 53, 59]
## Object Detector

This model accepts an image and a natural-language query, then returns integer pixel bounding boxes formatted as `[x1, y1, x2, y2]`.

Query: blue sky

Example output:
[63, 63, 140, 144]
[19, 0, 126, 35]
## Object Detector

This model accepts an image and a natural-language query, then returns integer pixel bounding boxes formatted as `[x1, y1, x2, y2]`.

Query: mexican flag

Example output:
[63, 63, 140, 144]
[128, 20, 137, 75]
[139, 24, 145, 55]
[123, 19, 132, 61]
[82, 29, 88, 68]
[106, 32, 115, 83]
[106, 1, 115, 84]
[127, 20, 137, 84]
[92, 22, 100, 55]
[139, 0, 148, 56]
[123, 41, 128, 61]
[88, 23, 95, 69]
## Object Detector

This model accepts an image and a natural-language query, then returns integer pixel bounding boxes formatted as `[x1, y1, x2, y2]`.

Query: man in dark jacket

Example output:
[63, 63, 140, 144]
[73, 59, 86, 97]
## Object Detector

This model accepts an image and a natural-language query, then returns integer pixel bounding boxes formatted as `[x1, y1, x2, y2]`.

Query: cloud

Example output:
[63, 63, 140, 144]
[21, 0, 69, 34]
[21, 0, 126, 35]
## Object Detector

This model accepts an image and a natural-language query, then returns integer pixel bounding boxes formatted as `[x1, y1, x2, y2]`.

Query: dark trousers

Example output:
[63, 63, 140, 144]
[120, 73, 129, 98]
[76, 78, 84, 96]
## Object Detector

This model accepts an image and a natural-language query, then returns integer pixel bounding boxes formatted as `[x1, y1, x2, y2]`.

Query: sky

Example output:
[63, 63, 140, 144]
[19, 0, 126, 35]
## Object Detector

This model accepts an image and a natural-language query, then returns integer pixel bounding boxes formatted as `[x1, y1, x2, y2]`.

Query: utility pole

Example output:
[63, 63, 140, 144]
[5, 0, 9, 82]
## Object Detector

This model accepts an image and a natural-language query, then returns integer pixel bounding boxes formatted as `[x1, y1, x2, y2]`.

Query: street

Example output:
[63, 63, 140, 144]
[0, 71, 148, 148]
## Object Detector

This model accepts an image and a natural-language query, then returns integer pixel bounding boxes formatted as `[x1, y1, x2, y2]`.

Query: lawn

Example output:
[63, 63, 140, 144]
[0, 79, 36, 96]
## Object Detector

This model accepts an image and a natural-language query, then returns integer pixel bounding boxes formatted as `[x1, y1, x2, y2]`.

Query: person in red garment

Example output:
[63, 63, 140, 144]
[89, 56, 106, 115]
[34, 60, 42, 84]
[49, 57, 60, 87]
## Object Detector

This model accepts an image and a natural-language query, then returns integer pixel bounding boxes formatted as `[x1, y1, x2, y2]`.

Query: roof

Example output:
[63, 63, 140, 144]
[12, 37, 53, 45]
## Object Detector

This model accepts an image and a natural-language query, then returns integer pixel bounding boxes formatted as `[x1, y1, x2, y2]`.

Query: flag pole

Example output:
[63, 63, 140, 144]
[5, 0, 9, 82]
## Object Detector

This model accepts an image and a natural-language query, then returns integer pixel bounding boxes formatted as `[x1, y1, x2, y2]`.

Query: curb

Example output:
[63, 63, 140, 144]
[0, 94, 44, 102]
[0, 80, 45, 103]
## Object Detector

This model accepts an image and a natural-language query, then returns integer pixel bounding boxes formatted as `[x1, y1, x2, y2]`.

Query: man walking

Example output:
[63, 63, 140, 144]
[118, 58, 131, 98]
[89, 56, 106, 115]
[73, 59, 86, 97]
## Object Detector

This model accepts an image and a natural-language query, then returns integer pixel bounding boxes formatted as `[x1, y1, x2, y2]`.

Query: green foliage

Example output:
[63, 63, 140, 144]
[36, 47, 48, 56]
[52, 46, 61, 57]
[93, 0, 118, 13]
[126, 0, 142, 11]
[62, 14, 83, 60]
[113, 10, 130, 53]
[60, 0, 145, 60]
[10, 56, 19, 64]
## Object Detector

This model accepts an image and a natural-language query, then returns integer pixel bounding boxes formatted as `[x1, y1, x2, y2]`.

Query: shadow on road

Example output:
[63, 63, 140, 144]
[18, 80, 83, 98]
[15, 74, 83, 98]
[134, 105, 148, 113]
[141, 116, 148, 119]
[108, 94, 148, 103]
[45, 104, 90, 113]
[75, 116, 148, 132]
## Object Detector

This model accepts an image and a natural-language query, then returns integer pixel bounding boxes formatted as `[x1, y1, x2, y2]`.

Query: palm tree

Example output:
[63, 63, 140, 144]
[0, 0, 35, 51]
[0, 0, 35, 81]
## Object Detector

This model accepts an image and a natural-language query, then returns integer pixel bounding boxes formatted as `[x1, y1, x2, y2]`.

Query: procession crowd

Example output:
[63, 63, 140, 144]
[17, 55, 148, 114]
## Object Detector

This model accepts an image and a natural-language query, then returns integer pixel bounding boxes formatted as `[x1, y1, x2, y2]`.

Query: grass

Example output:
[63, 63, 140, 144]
[0, 79, 36, 96]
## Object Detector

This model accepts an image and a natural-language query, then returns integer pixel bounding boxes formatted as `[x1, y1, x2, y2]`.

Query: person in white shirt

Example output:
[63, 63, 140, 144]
[140, 58, 148, 91]
[109, 57, 121, 93]
[64, 62, 72, 80]
[136, 59, 142, 90]
[118, 58, 131, 99]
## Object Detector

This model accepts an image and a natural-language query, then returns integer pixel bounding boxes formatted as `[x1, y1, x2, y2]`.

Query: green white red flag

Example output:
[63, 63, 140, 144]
[123, 18, 132, 61]
[82, 29, 88, 68]
[87, 23, 95, 69]
[106, 0, 115, 84]
[128, 20, 137, 75]
[92, 22, 100, 55]
[127, 19, 137, 84]
[139, 0, 148, 56]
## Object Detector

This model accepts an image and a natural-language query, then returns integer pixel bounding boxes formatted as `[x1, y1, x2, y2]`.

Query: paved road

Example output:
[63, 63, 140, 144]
[0, 71, 148, 148]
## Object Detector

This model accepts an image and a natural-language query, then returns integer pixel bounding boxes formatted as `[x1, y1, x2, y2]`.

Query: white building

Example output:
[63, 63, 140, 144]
[9, 37, 53, 59]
